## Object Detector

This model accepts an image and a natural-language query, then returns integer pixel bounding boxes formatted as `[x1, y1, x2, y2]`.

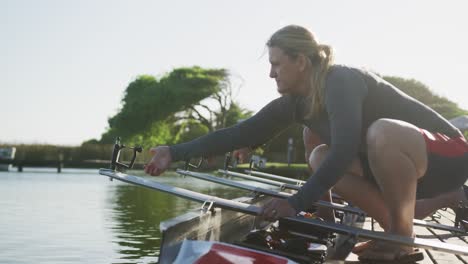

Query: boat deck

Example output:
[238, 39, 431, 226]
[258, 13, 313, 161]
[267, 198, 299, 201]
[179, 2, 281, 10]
[342, 208, 467, 263]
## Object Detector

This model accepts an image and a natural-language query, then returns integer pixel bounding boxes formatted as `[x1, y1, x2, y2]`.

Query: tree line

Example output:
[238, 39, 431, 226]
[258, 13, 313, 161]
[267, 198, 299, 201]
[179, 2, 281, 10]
[89, 67, 252, 148]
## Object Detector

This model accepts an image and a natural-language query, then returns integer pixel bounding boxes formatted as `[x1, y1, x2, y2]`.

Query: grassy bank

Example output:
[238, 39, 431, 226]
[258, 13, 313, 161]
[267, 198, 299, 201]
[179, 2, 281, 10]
[235, 162, 310, 180]
[0, 143, 153, 164]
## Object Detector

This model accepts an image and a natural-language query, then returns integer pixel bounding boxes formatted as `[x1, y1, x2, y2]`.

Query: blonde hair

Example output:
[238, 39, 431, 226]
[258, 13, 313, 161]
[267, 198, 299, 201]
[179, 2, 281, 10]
[267, 25, 334, 118]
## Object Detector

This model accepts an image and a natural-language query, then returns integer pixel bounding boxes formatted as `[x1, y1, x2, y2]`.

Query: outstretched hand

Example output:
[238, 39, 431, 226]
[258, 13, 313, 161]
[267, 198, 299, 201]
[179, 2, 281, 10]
[261, 198, 297, 222]
[232, 147, 251, 164]
[144, 146, 172, 176]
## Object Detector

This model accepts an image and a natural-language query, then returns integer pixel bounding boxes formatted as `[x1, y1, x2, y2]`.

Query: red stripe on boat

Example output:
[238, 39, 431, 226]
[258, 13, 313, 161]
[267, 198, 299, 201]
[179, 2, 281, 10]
[420, 129, 468, 157]
[194, 243, 288, 264]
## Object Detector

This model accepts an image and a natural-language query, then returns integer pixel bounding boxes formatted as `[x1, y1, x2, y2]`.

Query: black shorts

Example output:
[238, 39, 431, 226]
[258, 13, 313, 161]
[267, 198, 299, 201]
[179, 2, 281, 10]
[360, 129, 468, 199]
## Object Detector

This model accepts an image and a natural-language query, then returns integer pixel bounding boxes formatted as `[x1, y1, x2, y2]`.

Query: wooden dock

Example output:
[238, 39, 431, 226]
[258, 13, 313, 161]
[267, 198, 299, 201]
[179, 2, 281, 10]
[0, 159, 143, 172]
[0, 159, 186, 172]
[339, 208, 467, 263]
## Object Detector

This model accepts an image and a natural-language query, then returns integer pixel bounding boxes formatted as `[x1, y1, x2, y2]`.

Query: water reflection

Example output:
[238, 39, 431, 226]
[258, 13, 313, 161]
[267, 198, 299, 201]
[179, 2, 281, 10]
[107, 174, 250, 263]
[0, 169, 265, 264]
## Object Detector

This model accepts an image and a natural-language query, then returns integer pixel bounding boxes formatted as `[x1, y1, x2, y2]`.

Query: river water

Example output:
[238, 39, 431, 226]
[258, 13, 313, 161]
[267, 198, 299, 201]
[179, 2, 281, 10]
[0, 168, 255, 264]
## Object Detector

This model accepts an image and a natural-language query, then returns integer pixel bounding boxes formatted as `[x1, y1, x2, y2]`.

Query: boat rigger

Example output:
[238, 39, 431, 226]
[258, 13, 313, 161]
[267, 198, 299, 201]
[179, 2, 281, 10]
[99, 168, 468, 257]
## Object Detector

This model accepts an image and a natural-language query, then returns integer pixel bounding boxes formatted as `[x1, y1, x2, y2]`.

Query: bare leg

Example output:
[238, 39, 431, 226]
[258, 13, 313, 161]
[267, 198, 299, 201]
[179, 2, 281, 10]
[415, 186, 467, 219]
[308, 144, 392, 229]
[303, 127, 336, 222]
[367, 119, 427, 236]
[360, 119, 428, 260]
[304, 128, 390, 226]
[310, 119, 462, 259]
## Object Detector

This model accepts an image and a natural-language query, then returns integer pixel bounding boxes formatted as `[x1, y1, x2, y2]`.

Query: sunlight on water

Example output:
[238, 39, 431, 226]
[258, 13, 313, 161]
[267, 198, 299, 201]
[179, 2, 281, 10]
[0, 168, 253, 264]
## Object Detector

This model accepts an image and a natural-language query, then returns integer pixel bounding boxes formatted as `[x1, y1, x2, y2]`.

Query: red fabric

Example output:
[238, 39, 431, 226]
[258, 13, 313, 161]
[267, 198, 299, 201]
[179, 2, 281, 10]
[420, 129, 468, 157]
[194, 243, 288, 264]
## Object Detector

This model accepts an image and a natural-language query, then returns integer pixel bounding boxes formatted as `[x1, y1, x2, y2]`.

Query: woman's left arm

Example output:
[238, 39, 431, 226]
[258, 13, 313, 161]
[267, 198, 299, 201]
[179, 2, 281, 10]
[288, 67, 368, 212]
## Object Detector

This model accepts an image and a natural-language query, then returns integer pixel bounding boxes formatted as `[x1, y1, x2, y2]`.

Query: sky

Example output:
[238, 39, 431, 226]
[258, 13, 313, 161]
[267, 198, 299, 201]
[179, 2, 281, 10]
[2, 0, 468, 145]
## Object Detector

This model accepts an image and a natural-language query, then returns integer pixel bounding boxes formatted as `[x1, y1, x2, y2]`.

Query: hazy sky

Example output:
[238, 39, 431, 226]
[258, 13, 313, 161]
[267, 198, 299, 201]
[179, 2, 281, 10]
[2, 0, 468, 145]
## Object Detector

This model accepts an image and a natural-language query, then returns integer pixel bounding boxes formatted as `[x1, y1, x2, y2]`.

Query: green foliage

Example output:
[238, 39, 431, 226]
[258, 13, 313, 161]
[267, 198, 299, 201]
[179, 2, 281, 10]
[126, 121, 175, 147]
[0, 143, 113, 162]
[223, 102, 253, 128]
[260, 123, 306, 162]
[174, 120, 210, 143]
[81, 138, 99, 145]
[98, 66, 254, 150]
[383, 76, 468, 119]
[4, 144, 64, 161]
[103, 67, 227, 143]
[171, 102, 254, 145]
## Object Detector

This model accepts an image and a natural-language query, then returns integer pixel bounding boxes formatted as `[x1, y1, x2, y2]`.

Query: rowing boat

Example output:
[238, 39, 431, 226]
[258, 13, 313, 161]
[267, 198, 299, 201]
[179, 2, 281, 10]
[216, 169, 466, 234]
[99, 168, 468, 263]
[100, 168, 363, 263]
[100, 140, 468, 263]
[157, 195, 344, 263]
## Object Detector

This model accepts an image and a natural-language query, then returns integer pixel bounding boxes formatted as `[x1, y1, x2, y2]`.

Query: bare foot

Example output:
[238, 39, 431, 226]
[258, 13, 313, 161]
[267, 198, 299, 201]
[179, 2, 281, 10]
[358, 241, 423, 262]
[353, 230, 416, 256]
[351, 240, 375, 255]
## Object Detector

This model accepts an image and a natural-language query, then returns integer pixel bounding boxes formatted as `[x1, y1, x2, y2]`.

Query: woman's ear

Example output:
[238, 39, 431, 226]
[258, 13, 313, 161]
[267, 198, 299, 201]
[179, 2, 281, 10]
[297, 53, 308, 72]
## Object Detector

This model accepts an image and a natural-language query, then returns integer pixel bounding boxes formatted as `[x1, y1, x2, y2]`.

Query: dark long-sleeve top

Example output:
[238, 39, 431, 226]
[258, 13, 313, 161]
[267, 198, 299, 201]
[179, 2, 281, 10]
[169, 65, 461, 211]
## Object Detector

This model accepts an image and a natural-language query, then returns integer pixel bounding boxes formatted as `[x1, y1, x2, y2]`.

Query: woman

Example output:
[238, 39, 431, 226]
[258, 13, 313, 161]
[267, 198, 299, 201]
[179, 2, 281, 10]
[144, 25, 468, 262]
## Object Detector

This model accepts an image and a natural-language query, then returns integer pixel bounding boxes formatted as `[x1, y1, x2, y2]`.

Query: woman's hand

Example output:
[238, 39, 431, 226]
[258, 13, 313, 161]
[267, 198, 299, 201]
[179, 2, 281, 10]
[261, 198, 297, 222]
[232, 147, 251, 163]
[144, 146, 172, 176]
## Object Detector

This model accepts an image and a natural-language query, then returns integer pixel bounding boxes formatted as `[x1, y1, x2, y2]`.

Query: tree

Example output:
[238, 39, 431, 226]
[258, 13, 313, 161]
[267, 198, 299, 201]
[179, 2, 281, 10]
[100, 67, 227, 145]
[173, 119, 210, 143]
[223, 102, 253, 128]
[178, 75, 251, 132]
[99, 66, 252, 148]
[383, 76, 468, 119]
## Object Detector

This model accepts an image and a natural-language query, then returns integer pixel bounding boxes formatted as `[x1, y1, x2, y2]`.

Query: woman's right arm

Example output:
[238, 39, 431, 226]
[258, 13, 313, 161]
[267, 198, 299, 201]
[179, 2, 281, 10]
[145, 95, 298, 176]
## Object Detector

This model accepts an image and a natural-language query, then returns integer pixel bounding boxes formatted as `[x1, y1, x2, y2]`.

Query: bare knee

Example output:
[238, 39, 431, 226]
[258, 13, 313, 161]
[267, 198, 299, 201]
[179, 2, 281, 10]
[367, 118, 423, 150]
[308, 144, 329, 171]
[308, 144, 364, 177]
[366, 119, 393, 153]
[366, 118, 428, 176]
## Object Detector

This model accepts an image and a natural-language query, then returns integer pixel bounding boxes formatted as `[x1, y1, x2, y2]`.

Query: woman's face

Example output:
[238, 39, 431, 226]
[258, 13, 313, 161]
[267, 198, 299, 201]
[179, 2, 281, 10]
[268, 46, 307, 95]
